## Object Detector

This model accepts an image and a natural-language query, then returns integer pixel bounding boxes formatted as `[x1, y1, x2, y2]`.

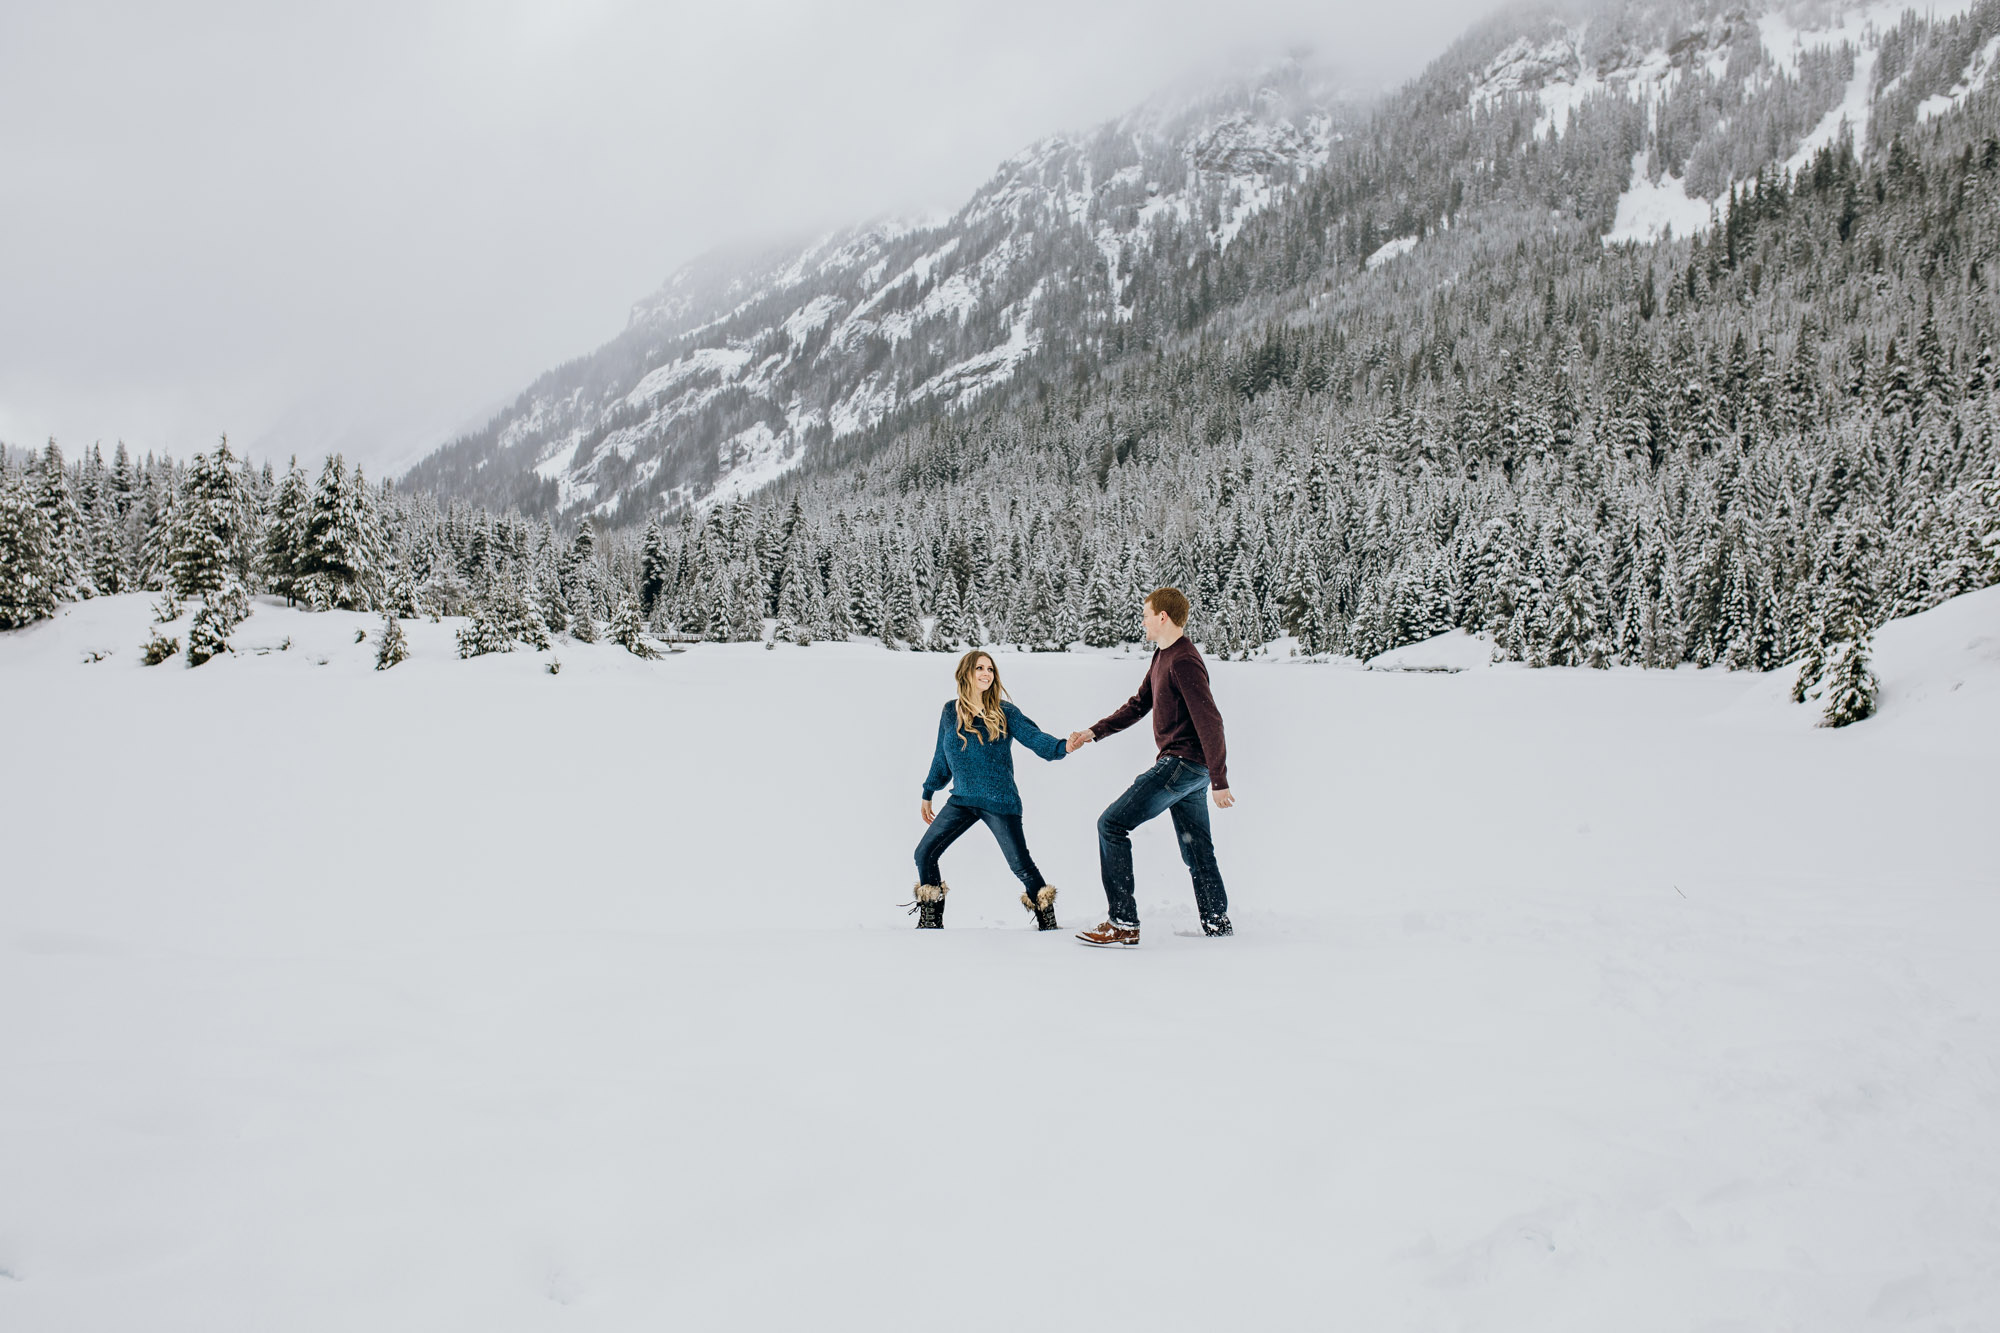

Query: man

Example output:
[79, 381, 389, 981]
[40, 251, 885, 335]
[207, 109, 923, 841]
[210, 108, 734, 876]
[1066, 586, 1232, 947]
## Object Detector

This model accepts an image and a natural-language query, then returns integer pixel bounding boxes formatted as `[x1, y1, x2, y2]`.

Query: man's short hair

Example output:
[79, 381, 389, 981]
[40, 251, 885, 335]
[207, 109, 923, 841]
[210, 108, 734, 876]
[1146, 586, 1191, 627]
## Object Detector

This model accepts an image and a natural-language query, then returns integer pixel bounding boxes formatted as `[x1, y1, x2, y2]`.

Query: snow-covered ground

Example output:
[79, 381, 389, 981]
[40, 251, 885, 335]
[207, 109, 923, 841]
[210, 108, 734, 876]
[4, 588, 1998, 1330]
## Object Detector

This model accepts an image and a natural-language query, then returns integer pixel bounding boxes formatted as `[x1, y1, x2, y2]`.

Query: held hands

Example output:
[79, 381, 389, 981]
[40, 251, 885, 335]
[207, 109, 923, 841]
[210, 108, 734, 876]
[920, 799, 934, 825]
[1060, 727, 1229, 804]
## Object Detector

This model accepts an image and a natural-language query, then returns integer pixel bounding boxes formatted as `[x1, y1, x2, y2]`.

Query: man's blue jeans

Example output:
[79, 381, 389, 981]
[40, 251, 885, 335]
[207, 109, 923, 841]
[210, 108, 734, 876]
[1097, 756, 1227, 927]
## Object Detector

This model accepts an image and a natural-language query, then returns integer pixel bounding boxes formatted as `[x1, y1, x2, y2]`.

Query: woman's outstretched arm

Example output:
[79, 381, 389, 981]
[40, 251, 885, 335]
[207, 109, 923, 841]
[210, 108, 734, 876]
[1004, 704, 1069, 762]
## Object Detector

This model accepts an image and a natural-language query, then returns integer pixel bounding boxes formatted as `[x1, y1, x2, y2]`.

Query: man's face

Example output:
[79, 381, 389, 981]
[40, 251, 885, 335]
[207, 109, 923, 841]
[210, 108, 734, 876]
[1142, 601, 1172, 642]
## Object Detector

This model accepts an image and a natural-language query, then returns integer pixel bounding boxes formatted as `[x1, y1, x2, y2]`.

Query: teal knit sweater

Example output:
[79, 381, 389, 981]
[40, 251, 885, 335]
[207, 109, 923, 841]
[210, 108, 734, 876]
[921, 701, 1067, 814]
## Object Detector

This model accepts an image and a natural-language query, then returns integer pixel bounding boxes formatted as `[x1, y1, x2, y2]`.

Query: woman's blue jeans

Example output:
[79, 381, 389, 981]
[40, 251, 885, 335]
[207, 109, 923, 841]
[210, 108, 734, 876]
[914, 800, 1047, 892]
[1097, 756, 1227, 927]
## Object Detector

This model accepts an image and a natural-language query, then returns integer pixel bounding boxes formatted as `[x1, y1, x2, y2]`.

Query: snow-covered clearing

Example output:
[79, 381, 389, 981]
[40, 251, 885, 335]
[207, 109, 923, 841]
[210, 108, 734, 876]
[1366, 234, 1420, 270]
[4, 588, 1998, 1330]
[1605, 151, 1716, 245]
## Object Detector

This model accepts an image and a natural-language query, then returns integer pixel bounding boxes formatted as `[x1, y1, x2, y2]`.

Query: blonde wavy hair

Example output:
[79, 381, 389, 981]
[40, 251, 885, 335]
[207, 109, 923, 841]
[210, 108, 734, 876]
[953, 651, 1009, 748]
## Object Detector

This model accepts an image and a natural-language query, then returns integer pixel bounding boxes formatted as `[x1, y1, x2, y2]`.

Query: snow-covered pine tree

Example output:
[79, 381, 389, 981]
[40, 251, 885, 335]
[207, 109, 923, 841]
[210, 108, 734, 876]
[535, 576, 570, 637]
[234, 452, 266, 590]
[608, 597, 659, 658]
[108, 442, 135, 528]
[1820, 631, 1879, 727]
[929, 576, 966, 650]
[86, 488, 128, 596]
[570, 598, 599, 642]
[884, 559, 922, 647]
[166, 439, 249, 599]
[134, 464, 176, 591]
[824, 561, 857, 641]
[456, 576, 549, 657]
[730, 565, 766, 642]
[1017, 569, 1063, 652]
[416, 560, 471, 619]
[381, 569, 420, 619]
[299, 454, 381, 610]
[374, 615, 410, 670]
[261, 457, 311, 604]
[0, 474, 57, 628]
[943, 573, 979, 647]
[185, 581, 249, 667]
[638, 518, 668, 615]
[455, 607, 511, 658]
[852, 563, 886, 640]
[30, 441, 88, 601]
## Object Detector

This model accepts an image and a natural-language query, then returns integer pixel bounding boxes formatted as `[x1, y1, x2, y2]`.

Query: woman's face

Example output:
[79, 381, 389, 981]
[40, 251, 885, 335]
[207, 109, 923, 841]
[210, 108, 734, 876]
[971, 657, 995, 692]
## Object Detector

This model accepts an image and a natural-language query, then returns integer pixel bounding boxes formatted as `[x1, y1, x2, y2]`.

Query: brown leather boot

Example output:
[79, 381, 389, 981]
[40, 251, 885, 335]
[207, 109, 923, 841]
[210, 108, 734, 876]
[1075, 920, 1139, 948]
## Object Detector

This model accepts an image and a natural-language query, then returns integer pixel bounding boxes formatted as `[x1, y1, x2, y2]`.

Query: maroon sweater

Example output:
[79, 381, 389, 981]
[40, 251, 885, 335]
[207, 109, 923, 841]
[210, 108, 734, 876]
[1091, 636, 1229, 790]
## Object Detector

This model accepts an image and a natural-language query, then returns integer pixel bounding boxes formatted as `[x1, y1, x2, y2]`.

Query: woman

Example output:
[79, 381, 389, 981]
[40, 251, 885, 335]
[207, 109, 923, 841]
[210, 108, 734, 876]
[913, 650, 1068, 930]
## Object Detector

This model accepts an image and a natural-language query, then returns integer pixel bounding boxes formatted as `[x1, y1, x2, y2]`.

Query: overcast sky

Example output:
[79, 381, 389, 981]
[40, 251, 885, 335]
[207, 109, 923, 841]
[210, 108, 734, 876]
[1, 0, 1503, 475]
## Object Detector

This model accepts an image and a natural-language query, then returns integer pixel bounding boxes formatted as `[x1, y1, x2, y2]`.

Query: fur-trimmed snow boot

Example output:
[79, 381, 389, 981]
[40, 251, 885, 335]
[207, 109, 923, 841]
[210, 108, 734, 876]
[1021, 885, 1059, 931]
[910, 882, 948, 929]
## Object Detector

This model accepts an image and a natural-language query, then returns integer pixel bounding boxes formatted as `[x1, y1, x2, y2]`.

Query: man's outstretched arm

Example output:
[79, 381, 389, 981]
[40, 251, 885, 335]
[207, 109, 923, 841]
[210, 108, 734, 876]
[1079, 670, 1153, 749]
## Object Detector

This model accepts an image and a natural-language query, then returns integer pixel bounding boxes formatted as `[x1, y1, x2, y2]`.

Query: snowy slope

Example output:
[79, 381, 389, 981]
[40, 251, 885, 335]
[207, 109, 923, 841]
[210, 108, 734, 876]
[3, 587, 1997, 1328]
[407, 64, 1344, 523]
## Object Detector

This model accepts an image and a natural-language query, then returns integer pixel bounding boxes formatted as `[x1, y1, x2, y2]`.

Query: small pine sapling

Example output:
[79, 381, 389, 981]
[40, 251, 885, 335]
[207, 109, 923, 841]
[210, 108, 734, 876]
[570, 606, 598, 643]
[141, 629, 180, 665]
[152, 591, 183, 624]
[375, 615, 409, 670]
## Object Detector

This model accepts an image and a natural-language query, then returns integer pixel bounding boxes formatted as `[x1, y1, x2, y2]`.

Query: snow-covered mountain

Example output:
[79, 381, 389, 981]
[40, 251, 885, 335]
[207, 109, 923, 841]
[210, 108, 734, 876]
[401, 64, 1346, 523]
[403, 0, 2000, 525]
